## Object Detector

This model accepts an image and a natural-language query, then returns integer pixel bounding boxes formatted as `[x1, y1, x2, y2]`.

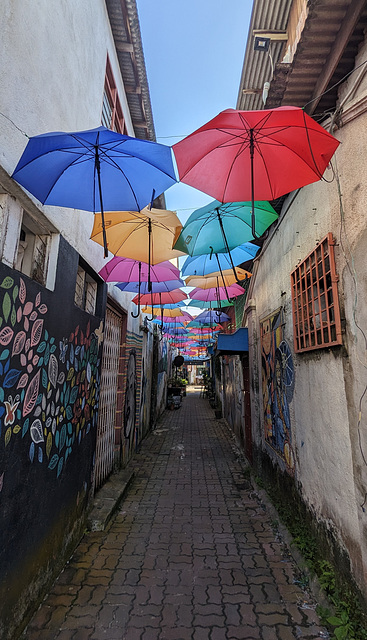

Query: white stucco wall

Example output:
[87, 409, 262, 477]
[0, 0, 141, 330]
[246, 40, 367, 592]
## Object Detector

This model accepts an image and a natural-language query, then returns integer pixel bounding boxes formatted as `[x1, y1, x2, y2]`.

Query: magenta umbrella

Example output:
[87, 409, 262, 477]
[189, 283, 245, 302]
[99, 257, 180, 283]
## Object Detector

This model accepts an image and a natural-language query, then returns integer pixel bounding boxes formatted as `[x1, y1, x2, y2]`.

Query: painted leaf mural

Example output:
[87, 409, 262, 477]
[23, 370, 41, 417]
[30, 419, 44, 444]
[0, 274, 102, 478]
[0, 326, 14, 346]
[31, 319, 43, 347]
[48, 354, 58, 388]
[12, 331, 26, 356]
[19, 278, 26, 304]
[1, 276, 14, 290]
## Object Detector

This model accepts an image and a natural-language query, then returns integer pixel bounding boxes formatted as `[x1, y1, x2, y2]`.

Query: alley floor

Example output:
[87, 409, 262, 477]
[22, 387, 329, 640]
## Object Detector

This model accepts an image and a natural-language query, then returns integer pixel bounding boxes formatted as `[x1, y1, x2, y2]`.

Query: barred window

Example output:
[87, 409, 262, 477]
[74, 265, 98, 315]
[101, 56, 127, 134]
[15, 212, 50, 286]
[291, 233, 342, 353]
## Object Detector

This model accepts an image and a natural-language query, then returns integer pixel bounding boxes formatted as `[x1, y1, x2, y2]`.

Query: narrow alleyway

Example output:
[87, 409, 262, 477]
[22, 388, 328, 640]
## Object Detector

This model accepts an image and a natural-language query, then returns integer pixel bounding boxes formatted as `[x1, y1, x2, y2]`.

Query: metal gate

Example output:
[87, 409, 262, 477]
[94, 305, 122, 492]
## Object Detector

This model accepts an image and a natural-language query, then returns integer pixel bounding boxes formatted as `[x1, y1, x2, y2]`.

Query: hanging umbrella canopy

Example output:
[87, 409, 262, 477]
[91, 206, 184, 263]
[195, 309, 231, 323]
[174, 200, 277, 255]
[12, 126, 177, 256]
[164, 327, 188, 336]
[185, 267, 251, 289]
[181, 243, 259, 277]
[145, 309, 192, 323]
[173, 106, 340, 236]
[189, 284, 245, 302]
[148, 301, 187, 310]
[99, 257, 180, 283]
[187, 322, 223, 330]
[115, 279, 184, 294]
[142, 306, 186, 318]
[184, 299, 233, 310]
[133, 289, 188, 306]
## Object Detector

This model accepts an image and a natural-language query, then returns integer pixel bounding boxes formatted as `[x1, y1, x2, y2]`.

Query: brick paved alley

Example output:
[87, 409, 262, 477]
[22, 387, 328, 640]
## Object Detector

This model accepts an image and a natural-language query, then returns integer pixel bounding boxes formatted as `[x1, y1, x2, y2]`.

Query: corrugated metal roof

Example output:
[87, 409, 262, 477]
[105, 0, 156, 141]
[237, 0, 367, 119]
[236, 0, 293, 110]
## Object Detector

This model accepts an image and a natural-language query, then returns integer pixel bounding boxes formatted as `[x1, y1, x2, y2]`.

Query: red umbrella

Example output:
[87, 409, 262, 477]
[173, 106, 340, 236]
[132, 289, 187, 306]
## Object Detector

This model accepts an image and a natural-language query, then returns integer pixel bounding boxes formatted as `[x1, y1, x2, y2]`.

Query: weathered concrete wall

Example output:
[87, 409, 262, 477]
[0, 2, 155, 635]
[245, 40, 367, 597]
[0, 0, 138, 331]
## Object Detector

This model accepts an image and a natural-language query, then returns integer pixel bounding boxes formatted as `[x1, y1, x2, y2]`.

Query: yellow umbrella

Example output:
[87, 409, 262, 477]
[90, 206, 185, 264]
[185, 267, 251, 289]
[142, 306, 183, 317]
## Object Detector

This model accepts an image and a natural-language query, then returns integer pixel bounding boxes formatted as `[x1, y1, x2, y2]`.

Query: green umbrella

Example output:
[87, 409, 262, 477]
[173, 200, 277, 257]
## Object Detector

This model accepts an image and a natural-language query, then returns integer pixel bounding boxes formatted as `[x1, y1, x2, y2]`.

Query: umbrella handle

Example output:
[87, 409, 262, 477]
[131, 261, 141, 318]
[131, 300, 140, 318]
[146, 288, 154, 321]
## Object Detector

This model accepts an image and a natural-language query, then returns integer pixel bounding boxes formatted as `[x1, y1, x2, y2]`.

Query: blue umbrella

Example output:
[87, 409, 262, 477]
[12, 126, 177, 256]
[115, 279, 184, 294]
[181, 242, 259, 277]
[149, 302, 187, 310]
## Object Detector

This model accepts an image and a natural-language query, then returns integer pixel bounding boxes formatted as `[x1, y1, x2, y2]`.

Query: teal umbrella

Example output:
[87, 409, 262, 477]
[173, 200, 277, 257]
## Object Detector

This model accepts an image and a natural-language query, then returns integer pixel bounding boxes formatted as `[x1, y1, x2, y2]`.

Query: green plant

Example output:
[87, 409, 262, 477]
[317, 560, 336, 596]
[254, 475, 367, 640]
[328, 610, 356, 640]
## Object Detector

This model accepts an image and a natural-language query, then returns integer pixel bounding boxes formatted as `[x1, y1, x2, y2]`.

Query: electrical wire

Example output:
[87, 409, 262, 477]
[303, 58, 367, 111]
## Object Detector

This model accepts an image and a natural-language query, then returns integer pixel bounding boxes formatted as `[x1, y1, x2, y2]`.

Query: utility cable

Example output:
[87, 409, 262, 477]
[303, 58, 367, 111]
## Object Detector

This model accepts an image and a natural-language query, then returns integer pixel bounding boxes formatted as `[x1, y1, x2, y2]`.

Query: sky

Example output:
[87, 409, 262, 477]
[135, 0, 253, 224]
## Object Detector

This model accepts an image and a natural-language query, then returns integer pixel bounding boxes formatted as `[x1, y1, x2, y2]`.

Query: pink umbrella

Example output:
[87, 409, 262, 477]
[189, 284, 245, 302]
[99, 257, 180, 283]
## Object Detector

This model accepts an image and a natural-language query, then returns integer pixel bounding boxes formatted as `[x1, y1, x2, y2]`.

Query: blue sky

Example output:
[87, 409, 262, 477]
[135, 0, 253, 223]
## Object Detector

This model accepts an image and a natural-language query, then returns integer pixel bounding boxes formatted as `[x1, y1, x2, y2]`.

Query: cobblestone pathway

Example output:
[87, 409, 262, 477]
[23, 387, 328, 640]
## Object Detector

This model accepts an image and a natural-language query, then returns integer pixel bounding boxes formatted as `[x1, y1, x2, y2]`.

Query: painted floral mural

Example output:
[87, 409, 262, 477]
[0, 275, 102, 485]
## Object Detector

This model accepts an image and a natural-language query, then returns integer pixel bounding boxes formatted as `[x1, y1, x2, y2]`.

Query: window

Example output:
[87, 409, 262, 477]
[291, 233, 342, 353]
[15, 211, 50, 286]
[75, 265, 98, 315]
[101, 56, 127, 134]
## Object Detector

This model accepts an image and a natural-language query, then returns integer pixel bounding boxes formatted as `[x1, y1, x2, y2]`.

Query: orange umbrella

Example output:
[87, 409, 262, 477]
[185, 267, 251, 289]
[90, 206, 185, 264]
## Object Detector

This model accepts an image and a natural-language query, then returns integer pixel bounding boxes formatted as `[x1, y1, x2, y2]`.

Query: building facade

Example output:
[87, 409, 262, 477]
[235, 0, 367, 603]
[0, 1, 165, 636]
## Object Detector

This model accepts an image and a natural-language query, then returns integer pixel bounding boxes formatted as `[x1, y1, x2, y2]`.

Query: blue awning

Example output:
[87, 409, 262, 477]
[216, 328, 248, 355]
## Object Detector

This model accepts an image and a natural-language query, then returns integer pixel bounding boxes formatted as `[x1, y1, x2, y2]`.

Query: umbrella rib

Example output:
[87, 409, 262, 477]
[98, 140, 176, 181]
[40, 153, 95, 204]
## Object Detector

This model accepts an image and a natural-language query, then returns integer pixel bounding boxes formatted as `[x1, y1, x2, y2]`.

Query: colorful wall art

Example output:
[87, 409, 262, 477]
[260, 308, 295, 474]
[0, 238, 105, 633]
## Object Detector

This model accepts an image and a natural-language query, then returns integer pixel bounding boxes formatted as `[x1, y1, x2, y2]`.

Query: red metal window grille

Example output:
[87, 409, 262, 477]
[291, 233, 342, 353]
[101, 57, 127, 134]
